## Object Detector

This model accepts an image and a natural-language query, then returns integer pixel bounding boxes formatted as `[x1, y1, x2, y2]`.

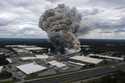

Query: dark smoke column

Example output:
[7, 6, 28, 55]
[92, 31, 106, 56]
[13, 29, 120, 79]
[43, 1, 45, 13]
[39, 4, 81, 54]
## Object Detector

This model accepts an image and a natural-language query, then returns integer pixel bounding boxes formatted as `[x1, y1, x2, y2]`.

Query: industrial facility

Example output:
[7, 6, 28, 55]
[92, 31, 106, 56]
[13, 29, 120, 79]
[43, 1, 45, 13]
[0, 43, 125, 83]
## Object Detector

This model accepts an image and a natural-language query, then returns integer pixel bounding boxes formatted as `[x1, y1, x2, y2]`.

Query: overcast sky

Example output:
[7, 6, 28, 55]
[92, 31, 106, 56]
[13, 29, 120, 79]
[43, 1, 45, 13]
[0, 0, 125, 39]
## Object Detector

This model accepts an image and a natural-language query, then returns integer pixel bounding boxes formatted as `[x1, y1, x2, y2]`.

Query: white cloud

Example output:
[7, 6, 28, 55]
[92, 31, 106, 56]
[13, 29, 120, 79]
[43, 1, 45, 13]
[87, 0, 125, 8]
[0, 0, 125, 39]
[0, 0, 54, 38]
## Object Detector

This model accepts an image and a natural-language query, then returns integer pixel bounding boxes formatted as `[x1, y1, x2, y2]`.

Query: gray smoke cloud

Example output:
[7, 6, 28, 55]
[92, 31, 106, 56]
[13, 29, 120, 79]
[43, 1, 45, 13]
[39, 4, 82, 54]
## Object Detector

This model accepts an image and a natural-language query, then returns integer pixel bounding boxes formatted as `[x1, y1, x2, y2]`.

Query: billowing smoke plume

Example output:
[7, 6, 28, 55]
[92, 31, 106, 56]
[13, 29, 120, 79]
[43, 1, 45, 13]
[39, 4, 82, 54]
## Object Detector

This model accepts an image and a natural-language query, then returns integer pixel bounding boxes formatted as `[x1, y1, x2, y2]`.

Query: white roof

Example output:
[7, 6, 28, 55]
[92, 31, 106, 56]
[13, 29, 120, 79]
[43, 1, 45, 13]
[24, 47, 45, 50]
[35, 54, 49, 59]
[65, 48, 80, 54]
[20, 54, 49, 60]
[6, 45, 35, 48]
[48, 60, 66, 68]
[6, 58, 12, 63]
[89, 54, 124, 61]
[13, 48, 28, 53]
[17, 63, 46, 74]
[0, 66, 3, 72]
[20, 57, 36, 60]
[70, 56, 103, 64]
[17, 45, 36, 48]
[68, 61, 86, 66]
